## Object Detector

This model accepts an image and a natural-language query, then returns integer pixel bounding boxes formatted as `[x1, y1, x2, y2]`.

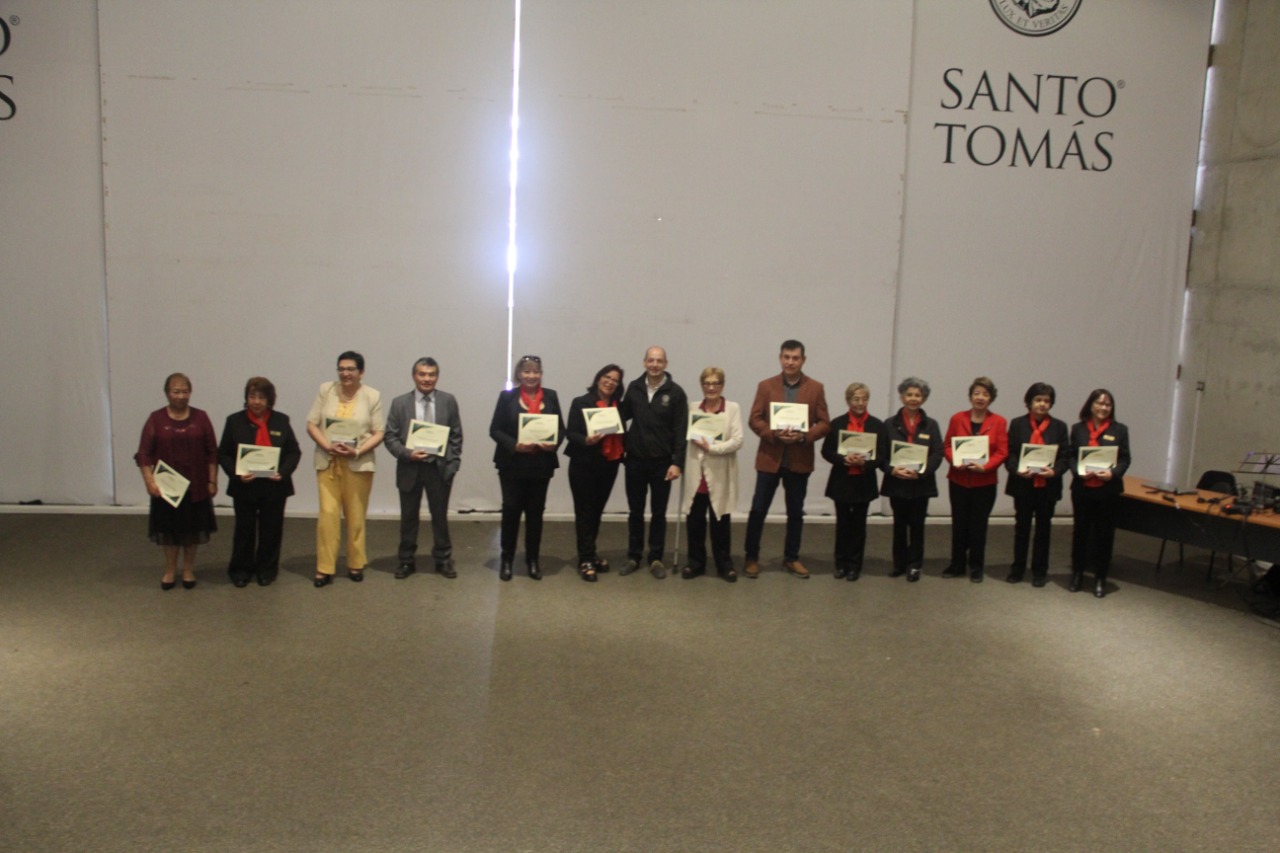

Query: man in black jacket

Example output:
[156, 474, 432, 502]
[618, 346, 688, 578]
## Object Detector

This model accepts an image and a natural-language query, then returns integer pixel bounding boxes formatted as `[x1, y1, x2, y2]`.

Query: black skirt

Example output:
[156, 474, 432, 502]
[147, 496, 217, 547]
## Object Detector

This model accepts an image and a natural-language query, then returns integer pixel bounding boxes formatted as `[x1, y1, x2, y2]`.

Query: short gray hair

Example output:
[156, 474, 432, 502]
[897, 376, 930, 400]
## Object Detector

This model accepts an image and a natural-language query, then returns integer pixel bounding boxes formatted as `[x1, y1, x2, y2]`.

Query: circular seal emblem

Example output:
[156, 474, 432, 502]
[989, 0, 1082, 37]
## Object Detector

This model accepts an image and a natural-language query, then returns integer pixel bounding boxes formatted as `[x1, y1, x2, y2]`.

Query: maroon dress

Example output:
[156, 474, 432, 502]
[135, 407, 219, 546]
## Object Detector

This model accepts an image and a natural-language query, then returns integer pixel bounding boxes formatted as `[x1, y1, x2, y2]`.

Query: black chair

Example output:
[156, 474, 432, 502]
[1156, 470, 1237, 576]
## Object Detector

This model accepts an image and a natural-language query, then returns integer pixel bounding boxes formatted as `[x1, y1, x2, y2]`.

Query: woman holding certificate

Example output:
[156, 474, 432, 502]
[135, 372, 218, 590]
[941, 377, 1008, 583]
[822, 382, 883, 582]
[489, 355, 565, 581]
[879, 377, 943, 582]
[1068, 389, 1131, 598]
[305, 351, 385, 587]
[1003, 383, 1069, 587]
[565, 364, 626, 582]
[680, 367, 744, 581]
[217, 377, 302, 587]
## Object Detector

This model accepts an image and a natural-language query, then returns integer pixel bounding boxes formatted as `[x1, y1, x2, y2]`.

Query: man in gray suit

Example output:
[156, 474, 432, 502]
[384, 357, 463, 578]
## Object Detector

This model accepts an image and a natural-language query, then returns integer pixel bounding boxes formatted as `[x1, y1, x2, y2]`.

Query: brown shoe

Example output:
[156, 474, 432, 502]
[743, 559, 761, 579]
[783, 560, 810, 579]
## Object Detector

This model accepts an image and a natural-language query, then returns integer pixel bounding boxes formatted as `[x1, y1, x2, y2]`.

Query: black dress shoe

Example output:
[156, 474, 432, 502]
[1069, 571, 1083, 593]
[347, 568, 364, 582]
[314, 573, 332, 588]
[1006, 571, 1024, 584]
[527, 561, 542, 581]
[845, 568, 861, 582]
[907, 567, 921, 583]
[257, 576, 274, 587]
[970, 571, 984, 583]
[436, 561, 457, 579]
[1094, 577, 1107, 598]
[499, 560, 513, 582]
[233, 578, 250, 588]
[592, 559, 611, 573]
[395, 563, 416, 579]
[941, 565, 966, 578]
[833, 564, 848, 580]
[1031, 576, 1048, 588]
[890, 566, 907, 578]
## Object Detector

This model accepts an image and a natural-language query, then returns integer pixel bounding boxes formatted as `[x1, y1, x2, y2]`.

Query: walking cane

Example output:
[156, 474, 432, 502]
[672, 472, 686, 569]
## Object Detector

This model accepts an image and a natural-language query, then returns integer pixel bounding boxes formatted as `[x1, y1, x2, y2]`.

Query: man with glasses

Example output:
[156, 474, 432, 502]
[618, 346, 688, 578]
[384, 357, 463, 579]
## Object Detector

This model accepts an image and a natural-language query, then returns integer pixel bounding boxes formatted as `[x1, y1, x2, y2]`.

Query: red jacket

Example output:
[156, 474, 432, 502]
[943, 410, 1008, 488]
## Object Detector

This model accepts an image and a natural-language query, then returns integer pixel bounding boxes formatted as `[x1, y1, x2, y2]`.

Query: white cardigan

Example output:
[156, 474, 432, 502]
[680, 399, 744, 519]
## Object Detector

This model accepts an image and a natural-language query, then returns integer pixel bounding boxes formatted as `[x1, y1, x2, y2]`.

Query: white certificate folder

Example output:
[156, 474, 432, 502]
[235, 444, 281, 477]
[407, 420, 450, 455]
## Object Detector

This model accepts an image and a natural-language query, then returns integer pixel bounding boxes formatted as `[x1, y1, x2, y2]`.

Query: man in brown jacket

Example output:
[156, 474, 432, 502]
[743, 340, 831, 578]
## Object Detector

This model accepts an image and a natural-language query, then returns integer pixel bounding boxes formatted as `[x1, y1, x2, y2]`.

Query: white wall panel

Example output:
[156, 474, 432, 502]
[900, 0, 1213, 514]
[98, 0, 513, 514]
[516, 0, 912, 516]
[0, 1, 112, 505]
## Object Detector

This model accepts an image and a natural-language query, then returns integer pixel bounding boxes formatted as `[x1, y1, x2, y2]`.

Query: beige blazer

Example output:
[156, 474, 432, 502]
[681, 399, 744, 519]
[306, 381, 385, 472]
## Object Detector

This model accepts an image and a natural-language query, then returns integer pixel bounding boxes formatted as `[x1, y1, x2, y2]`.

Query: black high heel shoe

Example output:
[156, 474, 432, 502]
[181, 575, 197, 590]
[161, 577, 176, 591]
[314, 573, 332, 588]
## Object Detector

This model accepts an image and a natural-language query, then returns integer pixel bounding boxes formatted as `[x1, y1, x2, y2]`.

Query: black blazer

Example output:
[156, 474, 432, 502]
[878, 408, 943, 500]
[565, 392, 622, 464]
[1004, 414, 1070, 501]
[489, 388, 565, 479]
[1068, 420, 1131, 497]
[217, 410, 302, 502]
[822, 413, 883, 504]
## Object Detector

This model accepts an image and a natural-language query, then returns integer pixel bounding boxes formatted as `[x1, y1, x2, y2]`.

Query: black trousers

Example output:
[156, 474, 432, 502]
[832, 500, 871, 573]
[397, 462, 453, 566]
[625, 457, 673, 562]
[1012, 489, 1058, 579]
[568, 457, 620, 564]
[686, 491, 732, 571]
[743, 469, 809, 561]
[228, 498, 286, 582]
[1071, 489, 1118, 579]
[889, 496, 930, 570]
[499, 474, 550, 563]
[948, 482, 997, 571]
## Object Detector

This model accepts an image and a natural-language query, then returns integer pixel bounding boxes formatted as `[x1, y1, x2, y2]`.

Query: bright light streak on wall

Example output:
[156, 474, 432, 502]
[504, 0, 523, 390]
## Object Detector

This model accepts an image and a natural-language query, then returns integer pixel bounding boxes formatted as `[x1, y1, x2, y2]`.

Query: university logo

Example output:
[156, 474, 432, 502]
[989, 0, 1082, 37]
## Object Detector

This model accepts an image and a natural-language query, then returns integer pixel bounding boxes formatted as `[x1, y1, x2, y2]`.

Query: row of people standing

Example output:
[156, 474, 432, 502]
[821, 376, 1131, 597]
[136, 347, 1130, 598]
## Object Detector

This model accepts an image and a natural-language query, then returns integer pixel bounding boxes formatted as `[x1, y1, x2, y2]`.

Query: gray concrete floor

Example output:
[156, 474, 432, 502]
[2, 513, 1279, 852]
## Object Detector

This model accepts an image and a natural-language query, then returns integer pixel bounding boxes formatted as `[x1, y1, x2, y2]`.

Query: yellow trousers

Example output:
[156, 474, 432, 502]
[315, 458, 374, 574]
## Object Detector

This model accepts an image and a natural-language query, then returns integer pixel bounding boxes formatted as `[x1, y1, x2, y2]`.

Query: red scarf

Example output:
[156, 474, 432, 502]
[900, 409, 920, 444]
[1084, 419, 1111, 488]
[597, 399, 623, 462]
[846, 410, 868, 476]
[247, 409, 272, 446]
[1029, 416, 1050, 488]
[520, 386, 543, 414]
